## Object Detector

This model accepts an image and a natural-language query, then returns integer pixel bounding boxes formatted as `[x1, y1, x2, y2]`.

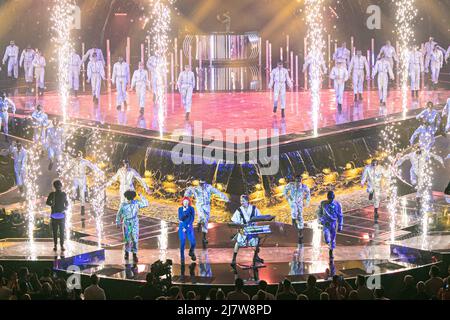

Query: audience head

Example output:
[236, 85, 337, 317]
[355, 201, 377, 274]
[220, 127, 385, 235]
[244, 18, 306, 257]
[168, 286, 181, 299]
[356, 275, 366, 288]
[90, 274, 99, 285]
[53, 180, 63, 191]
[404, 275, 415, 286]
[348, 290, 359, 300]
[186, 291, 197, 300]
[320, 292, 330, 300]
[258, 280, 268, 291]
[235, 278, 244, 291]
[216, 288, 225, 300]
[307, 275, 317, 287]
[429, 265, 440, 278]
[297, 294, 308, 300]
[207, 288, 217, 300]
[416, 281, 425, 293]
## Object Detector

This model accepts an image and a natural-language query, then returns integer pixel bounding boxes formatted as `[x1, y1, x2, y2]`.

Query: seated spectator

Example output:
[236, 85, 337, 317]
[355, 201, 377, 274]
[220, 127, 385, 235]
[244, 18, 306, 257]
[437, 277, 450, 300]
[139, 273, 162, 300]
[325, 275, 346, 300]
[297, 294, 308, 300]
[39, 269, 54, 285]
[186, 291, 198, 300]
[227, 278, 250, 300]
[302, 275, 322, 300]
[425, 265, 444, 299]
[415, 281, 429, 300]
[29, 272, 42, 293]
[18, 267, 35, 294]
[0, 269, 12, 300]
[348, 290, 359, 300]
[216, 288, 226, 300]
[39, 282, 54, 300]
[7, 272, 19, 294]
[206, 288, 217, 300]
[276, 279, 297, 300]
[83, 274, 106, 300]
[167, 286, 184, 300]
[374, 287, 389, 300]
[320, 292, 330, 300]
[253, 290, 267, 301]
[355, 275, 374, 300]
[251, 280, 275, 300]
[54, 278, 69, 300]
[398, 275, 416, 300]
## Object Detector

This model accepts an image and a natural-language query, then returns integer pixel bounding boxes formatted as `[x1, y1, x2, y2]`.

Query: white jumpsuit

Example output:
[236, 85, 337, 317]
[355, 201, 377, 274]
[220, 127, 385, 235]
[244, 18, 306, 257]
[348, 55, 370, 95]
[46, 126, 64, 162]
[131, 69, 150, 109]
[361, 165, 385, 209]
[177, 70, 196, 113]
[146, 55, 159, 94]
[410, 125, 435, 152]
[108, 167, 149, 204]
[373, 59, 394, 103]
[3, 45, 19, 79]
[69, 53, 82, 91]
[32, 55, 46, 89]
[283, 182, 311, 229]
[442, 98, 450, 133]
[82, 48, 105, 65]
[378, 45, 398, 69]
[72, 158, 99, 206]
[19, 49, 35, 83]
[87, 60, 105, 99]
[269, 67, 293, 110]
[184, 184, 229, 234]
[333, 47, 351, 68]
[409, 50, 424, 91]
[416, 108, 441, 134]
[9, 145, 27, 187]
[31, 110, 49, 144]
[112, 62, 130, 106]
[329, 66, 349, 105]
[0, 98, 15, 136]
[303, 54, 327, 87]
[423, 40, 437, 73]
[430, 50, 443, 85]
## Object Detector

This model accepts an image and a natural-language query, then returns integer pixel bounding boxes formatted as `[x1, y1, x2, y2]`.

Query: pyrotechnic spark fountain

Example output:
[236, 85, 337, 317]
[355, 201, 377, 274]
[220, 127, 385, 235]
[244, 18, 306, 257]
[379, 124, 401, 243]
[394, 0, 417, 118]
[148, 0, 175, 138]
[51, 0, 76, 123]
[23, 144, 41, 259]
[305, 0, 326, 137]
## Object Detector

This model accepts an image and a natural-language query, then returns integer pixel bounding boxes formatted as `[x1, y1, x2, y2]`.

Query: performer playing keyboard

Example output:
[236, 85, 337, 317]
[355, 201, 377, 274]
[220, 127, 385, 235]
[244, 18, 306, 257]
[230, 195, 264, 269]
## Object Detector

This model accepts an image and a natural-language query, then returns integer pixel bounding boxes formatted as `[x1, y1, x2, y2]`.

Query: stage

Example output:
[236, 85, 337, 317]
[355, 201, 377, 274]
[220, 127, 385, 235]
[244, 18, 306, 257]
[10, 88, 450, 143]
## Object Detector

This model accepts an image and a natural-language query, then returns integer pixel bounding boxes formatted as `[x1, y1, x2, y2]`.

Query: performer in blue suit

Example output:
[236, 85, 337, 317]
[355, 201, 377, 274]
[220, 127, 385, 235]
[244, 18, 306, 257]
[317, 191, 344, 260]
[178, 196, 197, 264]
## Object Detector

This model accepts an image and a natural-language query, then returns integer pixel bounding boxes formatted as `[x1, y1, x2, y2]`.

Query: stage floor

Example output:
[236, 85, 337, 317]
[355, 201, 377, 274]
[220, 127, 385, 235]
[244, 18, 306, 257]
[43, 192, 450, 284]
[11, 88, 450, 142]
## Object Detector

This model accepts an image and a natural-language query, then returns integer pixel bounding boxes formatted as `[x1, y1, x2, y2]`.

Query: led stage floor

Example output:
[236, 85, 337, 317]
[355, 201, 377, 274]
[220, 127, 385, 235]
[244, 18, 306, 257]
[2, 192, 445, 285]
[10, 88, 450, 143]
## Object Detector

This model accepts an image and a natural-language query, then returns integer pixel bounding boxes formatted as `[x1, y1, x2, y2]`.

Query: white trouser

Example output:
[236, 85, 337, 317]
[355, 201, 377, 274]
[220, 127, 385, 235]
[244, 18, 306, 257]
[377, 73, 389, 102]
[180, 85, 193, 113]
[7, 58, 18, 79]
[367, 185, 382, 209]
[14, 164, 25, 187]
[352, 70, 365, 94]
[151, 75, 158, 94]
[410, 65, 421, 91]
[334, 81, 345, 104]
[69, 67, 80, 91]
[136, 85, 147, 109]
[48, 144, 62, 162]
[33, 127, 46, 145]
[24, 61, 34, 83]
[0, 112, 9, 135]
[288, 201, 305, 229]
[196, 204, 210, 234]
[385, 57, 394, 71]
[35, 67, 45, 89]
[430, 65, 441, 84]
[273, 82, 287, 109]
[91, 74, 102, 98]
[115, 77, 127, 106]
[424, 54, 431, 72]
[73, 177, 87, 205]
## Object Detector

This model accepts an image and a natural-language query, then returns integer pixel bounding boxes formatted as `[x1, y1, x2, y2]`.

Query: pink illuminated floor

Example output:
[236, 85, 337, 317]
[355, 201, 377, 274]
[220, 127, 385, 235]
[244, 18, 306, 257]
[11, 88, 450, 141]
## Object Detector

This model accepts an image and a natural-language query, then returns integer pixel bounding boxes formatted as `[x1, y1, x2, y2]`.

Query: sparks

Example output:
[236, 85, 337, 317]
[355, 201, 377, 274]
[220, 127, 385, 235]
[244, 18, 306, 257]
[148, 0, 175, 138]
[394, 0, 417, 118]
[51, 0, 76, 123]
[305, 0, 326, 137]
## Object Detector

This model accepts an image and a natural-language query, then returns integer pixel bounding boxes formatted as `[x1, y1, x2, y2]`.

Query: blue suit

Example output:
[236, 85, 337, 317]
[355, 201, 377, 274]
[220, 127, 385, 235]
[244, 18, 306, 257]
[178, 205, 196, 260]
[317, 200, 343, 250]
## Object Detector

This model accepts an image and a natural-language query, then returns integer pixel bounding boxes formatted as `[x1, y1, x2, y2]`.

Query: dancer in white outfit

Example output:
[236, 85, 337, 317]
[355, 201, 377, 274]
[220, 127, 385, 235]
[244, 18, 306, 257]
[19, 45, 35, 90]
[372, 54, 395, 106]
[269, 61, 293, 118]
[32, 50, 46, 96]
[112, 56, 130, 110]
[348, 50, 370, 101]
[361, 160, 386, 223]
[131, 62, 150, 112]
[409, 46, 424, 98]
[330, 61, 349, 112]
[87, 53, 105, 103]
[69, 49, 82, 96]
[3, 41, 19, 80]
[430, 45, 444, 90]
[333, 42, 351, 68]
[377, 41, 398, 70]
[177, 65, 196, 120]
